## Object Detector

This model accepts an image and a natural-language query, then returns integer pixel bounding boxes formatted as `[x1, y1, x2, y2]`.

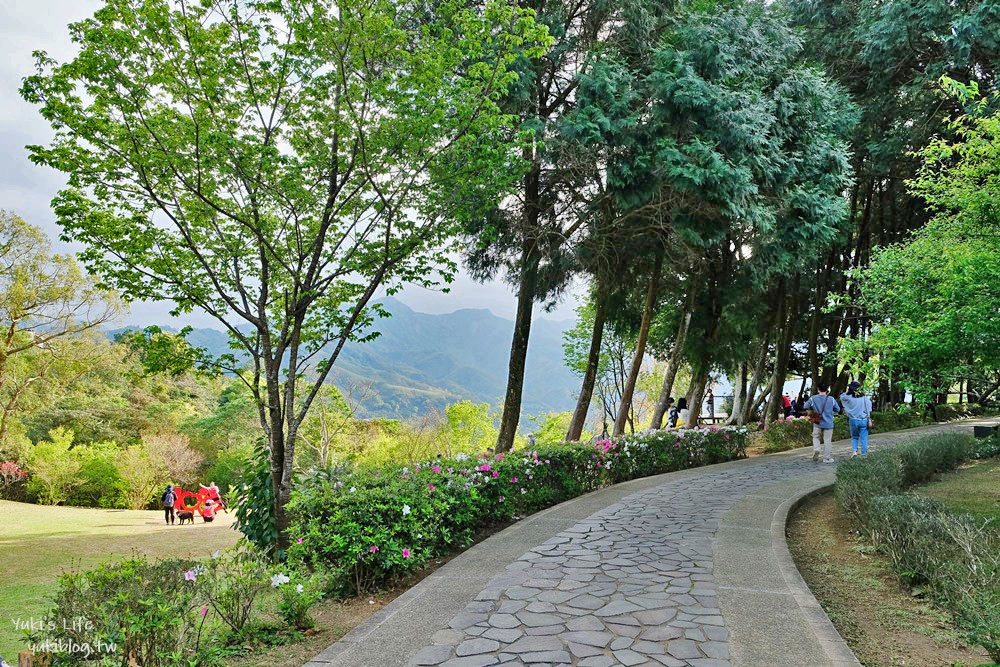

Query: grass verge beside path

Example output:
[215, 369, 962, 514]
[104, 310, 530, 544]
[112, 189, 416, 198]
[0, 500, 240, 662]
[918, 457, 1000, 521]
[788, 492, 991, 667]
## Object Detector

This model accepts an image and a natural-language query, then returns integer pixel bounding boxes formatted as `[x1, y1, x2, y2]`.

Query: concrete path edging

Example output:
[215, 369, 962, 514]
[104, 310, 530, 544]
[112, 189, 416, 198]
[715, 474, 861, 667]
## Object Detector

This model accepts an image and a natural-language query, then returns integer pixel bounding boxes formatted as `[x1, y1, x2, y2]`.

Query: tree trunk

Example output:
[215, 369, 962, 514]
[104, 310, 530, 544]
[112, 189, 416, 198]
[685, 371, 710, 426]
[727, 362, 748, 425]
[650, 309, 692, 429]
[613, 254, 662, 436]
[496, 243, 539, 452]
[739, 335, 771, 425]
[765, 282, 798, 426]
[566, 279, 608, 441]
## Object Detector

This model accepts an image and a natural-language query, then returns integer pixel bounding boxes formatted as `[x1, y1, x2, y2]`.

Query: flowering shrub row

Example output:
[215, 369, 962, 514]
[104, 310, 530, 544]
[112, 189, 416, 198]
[286, 427, 748, 595]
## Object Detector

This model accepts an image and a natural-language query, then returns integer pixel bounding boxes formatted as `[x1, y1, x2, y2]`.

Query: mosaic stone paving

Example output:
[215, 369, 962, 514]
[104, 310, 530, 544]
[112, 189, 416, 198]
[407, 456, 820, 667]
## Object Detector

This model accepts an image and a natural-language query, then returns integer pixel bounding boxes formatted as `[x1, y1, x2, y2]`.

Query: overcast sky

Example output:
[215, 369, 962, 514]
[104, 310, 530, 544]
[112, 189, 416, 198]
[0, 0, 579, 330]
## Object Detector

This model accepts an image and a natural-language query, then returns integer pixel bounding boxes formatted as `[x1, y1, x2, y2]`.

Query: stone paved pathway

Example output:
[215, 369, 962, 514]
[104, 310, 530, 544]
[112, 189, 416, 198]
[407, 455, 822, 667]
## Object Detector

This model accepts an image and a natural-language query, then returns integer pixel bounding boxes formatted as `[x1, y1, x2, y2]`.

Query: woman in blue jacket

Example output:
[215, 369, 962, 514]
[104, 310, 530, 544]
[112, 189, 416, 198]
[840, 381, 873, 457]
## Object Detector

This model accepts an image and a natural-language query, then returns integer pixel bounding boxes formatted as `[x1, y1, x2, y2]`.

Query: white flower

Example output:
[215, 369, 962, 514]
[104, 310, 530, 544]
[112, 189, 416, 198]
[417, 533, 423, 539]
[402, 504, 411, 515]
[211, 550, 221, 560]
[455, 453, 469, 462]
[271, 573, 291, 588]
[350, 486, 357, 493]
[296, 584, 304, 594]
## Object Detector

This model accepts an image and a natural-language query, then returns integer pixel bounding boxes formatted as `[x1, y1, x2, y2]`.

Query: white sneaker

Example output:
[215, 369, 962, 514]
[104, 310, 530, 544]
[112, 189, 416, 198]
[823, 458, 835, 464]
[851, 451, 859, 458]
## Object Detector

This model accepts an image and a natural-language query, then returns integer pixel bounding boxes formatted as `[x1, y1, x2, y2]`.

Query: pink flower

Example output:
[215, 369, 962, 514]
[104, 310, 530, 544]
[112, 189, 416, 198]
[432, 465, 441, 473]
[478, 463, 492, 472]
[402, 548, 411, 559]
[370, 545, 380, 554]
[511, 477, 518, 484]
[297, 537, 303, 544]
[492, 471, 499, 479]
[200, 606, 208, 617]
[427, 483, 436, 492]
[184, 570, 197, 582]
[495, 453, 505, 461]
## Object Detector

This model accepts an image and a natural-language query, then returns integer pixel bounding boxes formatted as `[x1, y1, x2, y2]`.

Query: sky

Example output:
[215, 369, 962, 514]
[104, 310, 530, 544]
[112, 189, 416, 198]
[0, 0, 580, 330]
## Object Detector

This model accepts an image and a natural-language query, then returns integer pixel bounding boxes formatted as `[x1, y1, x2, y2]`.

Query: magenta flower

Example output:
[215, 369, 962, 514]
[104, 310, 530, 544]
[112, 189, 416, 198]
[511, 476, 518, 484]
[370, 545, 380, 554]
[200, 606, 208, 617]
[297, 537, 303, 544]
[492, 471, 499, 479]
[428, 483, 436, 492]
[431, 465, 441, 473]
[402, 548, 411, 559]
[478, 463, 492, 472]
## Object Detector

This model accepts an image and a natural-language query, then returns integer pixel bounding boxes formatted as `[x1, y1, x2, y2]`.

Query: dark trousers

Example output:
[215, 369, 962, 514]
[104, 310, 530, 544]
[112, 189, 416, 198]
[164, 507, 175, 524]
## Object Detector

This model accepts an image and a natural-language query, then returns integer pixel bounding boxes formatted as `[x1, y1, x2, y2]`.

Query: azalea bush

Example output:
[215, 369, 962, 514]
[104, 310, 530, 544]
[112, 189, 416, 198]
[287, 427, 749, 594]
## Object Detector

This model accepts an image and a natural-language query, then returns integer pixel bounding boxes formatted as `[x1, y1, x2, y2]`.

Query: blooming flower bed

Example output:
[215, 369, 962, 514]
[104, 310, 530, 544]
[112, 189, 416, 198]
[286, 426, 748, 595]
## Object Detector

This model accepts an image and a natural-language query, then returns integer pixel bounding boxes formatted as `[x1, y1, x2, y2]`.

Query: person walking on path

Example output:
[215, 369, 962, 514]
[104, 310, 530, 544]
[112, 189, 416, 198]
[840, 381, 873, 457]
[161, 484, 176, 525]
[705, 390, 715, 420]
[804, 384, 840, 463]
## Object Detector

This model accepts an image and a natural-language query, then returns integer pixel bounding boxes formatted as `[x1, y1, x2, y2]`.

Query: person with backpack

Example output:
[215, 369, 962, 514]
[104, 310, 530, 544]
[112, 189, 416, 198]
[161, 484, 176, 525]
[804, 384, 841, 463]
[840, 381, 873, 457]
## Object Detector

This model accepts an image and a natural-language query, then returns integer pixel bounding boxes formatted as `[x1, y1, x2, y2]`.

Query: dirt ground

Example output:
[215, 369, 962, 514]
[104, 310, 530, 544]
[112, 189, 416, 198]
[787, 493, 991, 667]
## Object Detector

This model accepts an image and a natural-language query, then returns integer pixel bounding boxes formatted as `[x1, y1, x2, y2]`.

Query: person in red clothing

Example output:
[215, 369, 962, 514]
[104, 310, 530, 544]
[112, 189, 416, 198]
[782, 392, 793, 418]
[201, 499, 217, 523]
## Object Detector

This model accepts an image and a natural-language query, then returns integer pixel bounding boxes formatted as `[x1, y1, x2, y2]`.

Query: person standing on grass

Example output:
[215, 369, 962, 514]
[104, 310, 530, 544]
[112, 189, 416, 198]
[161, 484, 176, 525]
[805, 384, 841, 463]
[840, 381, 873, 457]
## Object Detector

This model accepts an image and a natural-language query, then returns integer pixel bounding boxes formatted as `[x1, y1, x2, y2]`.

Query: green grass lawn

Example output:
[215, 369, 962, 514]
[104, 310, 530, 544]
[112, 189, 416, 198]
[918, 456, 1000, 521]
[0, 500, 240, 663]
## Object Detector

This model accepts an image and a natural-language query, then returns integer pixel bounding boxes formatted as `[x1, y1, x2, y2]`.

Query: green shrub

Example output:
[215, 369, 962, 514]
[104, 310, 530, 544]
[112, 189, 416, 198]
[287, 427, 748, 594]
[32, 558, 208, 666]
[835, 449, 905, 523]
[975, 433, 1000, 460]
[756, 418, 813, 453]
[834, 431, 999, 662]
[68, 442, 126, 508]
[201, 548, 271, 638]
[272, 570, 324, 631]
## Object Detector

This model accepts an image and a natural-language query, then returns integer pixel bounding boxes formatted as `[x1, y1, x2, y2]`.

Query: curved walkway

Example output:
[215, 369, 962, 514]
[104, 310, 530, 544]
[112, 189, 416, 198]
[304, 420, 995, 667]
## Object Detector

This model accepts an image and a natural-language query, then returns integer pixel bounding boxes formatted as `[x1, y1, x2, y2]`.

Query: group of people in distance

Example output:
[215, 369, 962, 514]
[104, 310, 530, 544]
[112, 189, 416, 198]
[660, 380, 874, 464]
[159, 482, 225, 526]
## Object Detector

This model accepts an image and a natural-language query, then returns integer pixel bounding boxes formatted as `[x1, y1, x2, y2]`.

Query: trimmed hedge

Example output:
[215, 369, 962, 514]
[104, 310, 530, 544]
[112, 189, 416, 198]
[833, 432, 1000, 662]
[286, 427, 748, 595]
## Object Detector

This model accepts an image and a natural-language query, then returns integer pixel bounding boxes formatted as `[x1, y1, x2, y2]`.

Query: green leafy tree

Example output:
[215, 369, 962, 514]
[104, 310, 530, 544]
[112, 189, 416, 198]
[444, 400, 497, 455]
[858, 80, 1000, 404]
[0, 212, 120, 451]
[22, 0, 547, 547]
[25, 427, 82, 505]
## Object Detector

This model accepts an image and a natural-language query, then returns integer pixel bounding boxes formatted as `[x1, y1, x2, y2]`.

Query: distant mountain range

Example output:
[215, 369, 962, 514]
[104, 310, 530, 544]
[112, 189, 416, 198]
[116, 298, 581, 421]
